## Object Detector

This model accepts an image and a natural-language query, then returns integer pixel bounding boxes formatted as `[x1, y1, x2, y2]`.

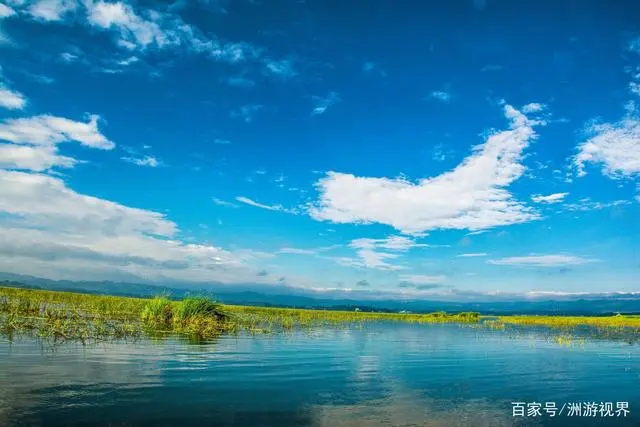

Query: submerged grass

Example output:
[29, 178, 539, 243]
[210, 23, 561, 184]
[1, 286, 638, 345]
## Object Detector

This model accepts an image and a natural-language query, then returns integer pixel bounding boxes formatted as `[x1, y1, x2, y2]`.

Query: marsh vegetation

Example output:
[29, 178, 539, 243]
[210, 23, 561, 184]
[1, 286, 638, 345]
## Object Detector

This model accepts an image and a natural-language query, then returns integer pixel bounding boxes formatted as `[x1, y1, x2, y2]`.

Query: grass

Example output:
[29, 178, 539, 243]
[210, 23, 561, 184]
[1, 286, 638, 345]
[497, 314, 640, 329]
[0, 287, 480, 342]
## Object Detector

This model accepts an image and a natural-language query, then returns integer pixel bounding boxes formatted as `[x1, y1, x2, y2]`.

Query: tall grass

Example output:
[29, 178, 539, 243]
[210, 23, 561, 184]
[2, 286, 638, 345]
[140, 296, 173, 328]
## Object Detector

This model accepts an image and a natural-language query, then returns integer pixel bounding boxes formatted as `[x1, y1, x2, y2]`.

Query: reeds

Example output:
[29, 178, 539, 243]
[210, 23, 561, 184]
[2, 286, 638, 345]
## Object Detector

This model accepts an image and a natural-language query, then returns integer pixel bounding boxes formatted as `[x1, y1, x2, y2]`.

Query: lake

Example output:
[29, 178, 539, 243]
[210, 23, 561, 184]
[0, 323, 638, 426]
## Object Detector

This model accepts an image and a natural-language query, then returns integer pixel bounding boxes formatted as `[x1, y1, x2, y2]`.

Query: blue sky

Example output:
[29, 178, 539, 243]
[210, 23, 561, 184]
[0, 0, 638, 300]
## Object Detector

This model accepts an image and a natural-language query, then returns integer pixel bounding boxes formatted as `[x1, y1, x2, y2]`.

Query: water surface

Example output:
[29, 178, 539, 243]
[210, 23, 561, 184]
[1, 323, 638, 426]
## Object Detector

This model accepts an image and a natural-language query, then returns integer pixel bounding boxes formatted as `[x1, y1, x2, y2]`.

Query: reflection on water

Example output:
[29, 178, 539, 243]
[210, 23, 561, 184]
[0, 323, 638, 426]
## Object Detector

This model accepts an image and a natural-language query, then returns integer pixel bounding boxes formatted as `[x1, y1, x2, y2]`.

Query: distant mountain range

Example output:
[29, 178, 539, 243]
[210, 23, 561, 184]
[1, 272, 639, 315]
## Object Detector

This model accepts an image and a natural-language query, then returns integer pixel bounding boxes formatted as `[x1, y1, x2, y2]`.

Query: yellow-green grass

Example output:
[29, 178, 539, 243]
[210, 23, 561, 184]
[497, 314, 640, 330]
[0, 287, 480, 342]
[2, 286, 639, 345]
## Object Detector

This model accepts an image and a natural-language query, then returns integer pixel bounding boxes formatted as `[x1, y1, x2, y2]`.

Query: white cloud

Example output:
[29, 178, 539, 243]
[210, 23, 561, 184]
[29, 0, 78, 21]
[0, 4, 16, 18]
[262, 58, 296, 79]
[531, 192, 568, 204]
[236, 196, 292, 213]
[521, 103, 544, 114]
[488, 254, 595, 267]
[564, 198, 631, 211]
[60, 52, 79, 62]
[0, 114, 114, 149]
[212, 197, 238, 208]
[116, 56, 139, 66]
[343, 235, 430, 271]
[457, 253, 487, 257]
[355, 249, 403, 271]
[574, 103, 640, 178]
[0, 86, 27, 110]
[213, 138, 231, 144]
[350, 235, 428, 252]
[327, 252, 404, 271]
[466, 230, 488, 236]
[279, 247, 317, 255]
[0, 114, 113, 172]
[308, 103, 546, 234]
[398, 274, 446, 285]
[84, 0, 248, 58]
[0, 170, 175, 236]
[87, 1, 173, 49]
[0, 170, 282, 285]
[121, 155, 160, 167]
[210, 41, 260, 63]
[631, 82, 640, 97]
[431, 91, 452, 102]
[311, 91, 340, 116]
[0, 143, 76, 171]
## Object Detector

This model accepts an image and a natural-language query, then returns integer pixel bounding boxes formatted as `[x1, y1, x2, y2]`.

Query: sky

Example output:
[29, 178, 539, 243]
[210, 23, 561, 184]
[0, 0, 639, 301]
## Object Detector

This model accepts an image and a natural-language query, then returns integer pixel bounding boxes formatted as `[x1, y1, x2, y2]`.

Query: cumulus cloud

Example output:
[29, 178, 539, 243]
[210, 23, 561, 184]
[488, 254, 596, 267]
[531, 192, 568, 204]
[308, 103, 546, 234]
[573, 103, 640, 179]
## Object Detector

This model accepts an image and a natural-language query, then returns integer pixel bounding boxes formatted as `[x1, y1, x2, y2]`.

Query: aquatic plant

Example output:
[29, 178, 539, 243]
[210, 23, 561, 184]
[174, 296, 228, 322]
[2, 286, 638, 346]
[140, 297, 174, 328]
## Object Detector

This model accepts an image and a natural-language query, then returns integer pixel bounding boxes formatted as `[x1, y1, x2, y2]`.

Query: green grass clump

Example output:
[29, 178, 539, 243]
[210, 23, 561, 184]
[140, 297, 173, 328]
[174, 297, 228, 322]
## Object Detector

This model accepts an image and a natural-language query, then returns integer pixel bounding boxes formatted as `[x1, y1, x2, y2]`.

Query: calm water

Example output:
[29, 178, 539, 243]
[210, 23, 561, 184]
[0, 323, 638, 427]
